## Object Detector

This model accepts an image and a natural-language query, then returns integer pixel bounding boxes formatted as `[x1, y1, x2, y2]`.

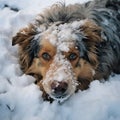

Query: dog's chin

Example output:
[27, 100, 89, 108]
[50, 93, 71, 103]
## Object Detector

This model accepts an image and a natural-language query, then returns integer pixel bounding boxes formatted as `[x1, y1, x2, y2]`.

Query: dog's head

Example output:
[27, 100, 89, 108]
[12, 17, 102, 102]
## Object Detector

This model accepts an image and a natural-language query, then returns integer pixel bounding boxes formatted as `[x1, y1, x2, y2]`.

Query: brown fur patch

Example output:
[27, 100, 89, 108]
[80, 20, 102, 67]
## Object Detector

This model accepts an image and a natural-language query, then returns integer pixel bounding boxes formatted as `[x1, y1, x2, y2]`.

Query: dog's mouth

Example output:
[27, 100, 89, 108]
[42, 80, 75, 102]
[50, 92, 71, 102]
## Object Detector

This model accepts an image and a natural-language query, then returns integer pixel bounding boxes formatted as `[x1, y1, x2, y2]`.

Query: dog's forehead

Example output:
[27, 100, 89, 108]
[40, 20, 86, 52]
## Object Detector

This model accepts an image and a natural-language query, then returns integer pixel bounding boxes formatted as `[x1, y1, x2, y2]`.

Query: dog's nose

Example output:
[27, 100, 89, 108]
[51, 81, 68, 95]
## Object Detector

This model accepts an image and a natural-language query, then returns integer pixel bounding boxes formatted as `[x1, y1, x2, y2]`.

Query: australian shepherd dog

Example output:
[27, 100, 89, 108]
[12, 0, 120, 102]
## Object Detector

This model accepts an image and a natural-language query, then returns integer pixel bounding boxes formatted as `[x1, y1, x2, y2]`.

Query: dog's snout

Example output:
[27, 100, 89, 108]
[51, 81, 68, 95]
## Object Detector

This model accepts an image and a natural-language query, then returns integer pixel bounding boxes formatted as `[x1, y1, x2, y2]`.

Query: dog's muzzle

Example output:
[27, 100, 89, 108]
[42, 54, 77, 101]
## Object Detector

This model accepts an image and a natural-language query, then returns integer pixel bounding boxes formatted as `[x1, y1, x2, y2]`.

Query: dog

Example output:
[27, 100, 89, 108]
[12, 0, 120, 102]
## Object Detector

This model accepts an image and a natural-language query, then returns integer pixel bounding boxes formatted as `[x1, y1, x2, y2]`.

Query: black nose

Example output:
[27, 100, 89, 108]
[51, 81, 68, 95]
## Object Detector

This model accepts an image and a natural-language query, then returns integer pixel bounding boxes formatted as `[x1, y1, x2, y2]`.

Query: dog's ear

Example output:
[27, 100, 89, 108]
[80, 20, 103, 66]
[12, 24, 37, 46]
[12, 24, 41, 73]
[81, 20, 102, 43]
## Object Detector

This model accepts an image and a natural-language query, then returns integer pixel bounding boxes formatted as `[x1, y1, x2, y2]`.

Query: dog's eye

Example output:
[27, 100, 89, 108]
[68, 53, 78, 61]
[42, 52, 51, 61]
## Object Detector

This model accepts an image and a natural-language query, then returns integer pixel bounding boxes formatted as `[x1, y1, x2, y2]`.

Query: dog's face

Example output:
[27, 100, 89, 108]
[12, 20, 102, 101]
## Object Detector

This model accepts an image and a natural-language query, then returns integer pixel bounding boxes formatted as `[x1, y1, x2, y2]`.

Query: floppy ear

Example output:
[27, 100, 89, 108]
[12, 24, 37, 46]
[12, 24, 40, 73]
[80, 20, 103, 66]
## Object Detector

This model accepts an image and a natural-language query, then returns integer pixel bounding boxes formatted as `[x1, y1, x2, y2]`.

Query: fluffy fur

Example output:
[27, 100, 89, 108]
[12, 0, 120, 102]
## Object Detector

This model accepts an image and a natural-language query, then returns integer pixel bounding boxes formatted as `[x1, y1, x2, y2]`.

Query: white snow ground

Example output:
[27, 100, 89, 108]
[0, 0, 120, 120]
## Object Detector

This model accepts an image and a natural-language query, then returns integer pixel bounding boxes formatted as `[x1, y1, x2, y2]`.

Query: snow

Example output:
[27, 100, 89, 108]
[44, 20, 86, 52]
[0, 0, 120, 120]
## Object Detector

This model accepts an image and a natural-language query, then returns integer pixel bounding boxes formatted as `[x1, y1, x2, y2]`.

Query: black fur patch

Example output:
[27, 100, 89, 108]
[25, 38, 40, 66]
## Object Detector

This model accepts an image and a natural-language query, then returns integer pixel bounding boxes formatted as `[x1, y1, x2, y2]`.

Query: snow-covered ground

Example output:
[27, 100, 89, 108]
[0, 0, 120, 120]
